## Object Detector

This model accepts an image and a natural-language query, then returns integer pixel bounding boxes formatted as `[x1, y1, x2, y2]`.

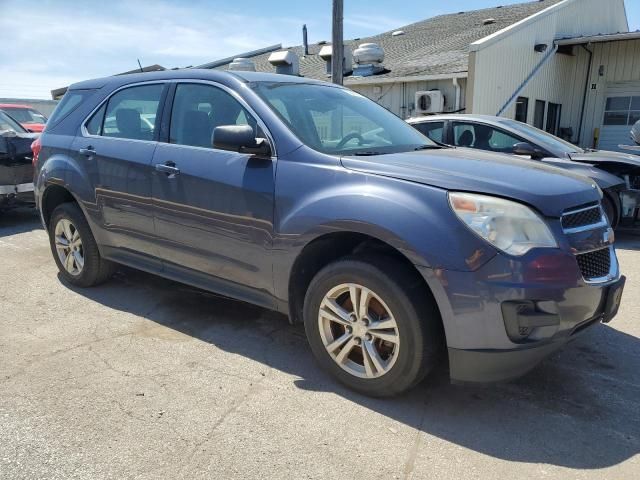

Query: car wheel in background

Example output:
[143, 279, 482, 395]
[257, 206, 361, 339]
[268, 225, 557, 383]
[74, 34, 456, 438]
[49, 203, 115, 287]
[303, 257, 443, 397]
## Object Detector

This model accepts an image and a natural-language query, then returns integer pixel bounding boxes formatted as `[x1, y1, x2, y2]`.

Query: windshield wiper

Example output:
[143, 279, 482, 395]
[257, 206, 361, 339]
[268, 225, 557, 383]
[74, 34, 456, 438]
[414, 144, 444, 151]
[352, 151, 383, 156]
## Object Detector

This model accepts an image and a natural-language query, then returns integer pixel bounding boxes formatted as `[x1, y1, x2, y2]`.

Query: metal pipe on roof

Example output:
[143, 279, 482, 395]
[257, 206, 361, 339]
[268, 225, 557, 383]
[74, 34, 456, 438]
[331, 0, 344, 85]
[303, 24, 309, 56]
[453, 77, 462, 111]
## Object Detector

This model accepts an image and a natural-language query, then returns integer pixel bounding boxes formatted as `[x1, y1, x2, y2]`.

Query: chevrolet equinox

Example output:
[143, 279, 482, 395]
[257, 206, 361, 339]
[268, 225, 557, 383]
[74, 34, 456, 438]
[34, 70, 625, 396]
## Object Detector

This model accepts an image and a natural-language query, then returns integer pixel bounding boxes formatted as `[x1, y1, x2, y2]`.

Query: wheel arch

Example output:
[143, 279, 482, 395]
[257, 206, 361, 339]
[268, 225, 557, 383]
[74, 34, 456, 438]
[286, 231, 446, 346]
[41, 183, 79, 229]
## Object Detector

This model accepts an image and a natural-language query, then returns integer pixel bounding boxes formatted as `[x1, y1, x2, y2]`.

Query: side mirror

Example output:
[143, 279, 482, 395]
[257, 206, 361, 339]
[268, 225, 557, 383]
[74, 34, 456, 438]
[213, 125, 271, 157]
[513, 142, 543, 159]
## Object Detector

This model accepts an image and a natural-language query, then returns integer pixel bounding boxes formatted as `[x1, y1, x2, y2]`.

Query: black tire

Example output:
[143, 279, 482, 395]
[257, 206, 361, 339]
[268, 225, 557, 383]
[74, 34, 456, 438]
[48, 202, 115, 287]
[303, 256, 442, 397]
[602, 195, 618, 228]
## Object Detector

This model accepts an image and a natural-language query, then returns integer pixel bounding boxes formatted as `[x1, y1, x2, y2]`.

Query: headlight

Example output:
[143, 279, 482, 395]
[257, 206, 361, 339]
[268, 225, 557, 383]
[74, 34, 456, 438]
[448, 192, 558, 256]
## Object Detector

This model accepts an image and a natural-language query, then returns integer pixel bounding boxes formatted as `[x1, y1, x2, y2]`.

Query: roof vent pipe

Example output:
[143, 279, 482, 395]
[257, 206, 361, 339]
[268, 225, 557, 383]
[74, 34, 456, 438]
[318, 45, 353, 76]
[268, 50, 300, 76]
[303, 24, 309, 55]
[352, 43, 385, 77]
[228, 58, 256, 71]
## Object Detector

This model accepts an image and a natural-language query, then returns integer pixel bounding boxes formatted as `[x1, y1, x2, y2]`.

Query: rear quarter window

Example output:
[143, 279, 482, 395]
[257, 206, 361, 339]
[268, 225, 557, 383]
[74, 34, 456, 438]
[47, 89, 95, 128]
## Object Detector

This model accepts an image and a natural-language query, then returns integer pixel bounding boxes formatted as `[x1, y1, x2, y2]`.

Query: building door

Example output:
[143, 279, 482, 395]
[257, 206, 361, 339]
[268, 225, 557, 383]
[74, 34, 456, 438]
[599, 83, 640, 151]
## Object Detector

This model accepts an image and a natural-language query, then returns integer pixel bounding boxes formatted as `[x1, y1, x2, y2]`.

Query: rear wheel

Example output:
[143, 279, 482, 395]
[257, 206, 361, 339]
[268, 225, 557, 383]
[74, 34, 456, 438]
[49, 203, 115, 287]
[303, 257, 442, 397]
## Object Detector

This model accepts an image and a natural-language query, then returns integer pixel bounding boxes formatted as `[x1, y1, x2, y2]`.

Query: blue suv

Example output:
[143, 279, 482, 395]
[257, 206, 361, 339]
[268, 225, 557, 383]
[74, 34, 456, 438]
[34, 70, 625, 396]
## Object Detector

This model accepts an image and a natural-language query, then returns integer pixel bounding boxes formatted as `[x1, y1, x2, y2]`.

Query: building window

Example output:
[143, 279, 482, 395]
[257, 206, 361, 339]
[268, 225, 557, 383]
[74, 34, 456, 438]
[534, 100, 546, 129]
[546, 103, 562, 135]
[515, 97, 529, 123]
[603, 96, 640, 126]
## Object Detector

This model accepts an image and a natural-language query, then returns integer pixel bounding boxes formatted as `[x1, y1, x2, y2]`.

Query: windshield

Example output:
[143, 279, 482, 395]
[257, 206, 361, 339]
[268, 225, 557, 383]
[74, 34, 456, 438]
[253, 82, 437, 155]
[0, 111, 27, 133]
[2, 107, 47, 124]
[498, 119, 584, 154]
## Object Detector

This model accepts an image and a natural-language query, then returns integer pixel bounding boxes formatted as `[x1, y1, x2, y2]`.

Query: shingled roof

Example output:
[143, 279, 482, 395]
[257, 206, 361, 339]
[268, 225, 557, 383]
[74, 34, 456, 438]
[207, 0, 563, 84]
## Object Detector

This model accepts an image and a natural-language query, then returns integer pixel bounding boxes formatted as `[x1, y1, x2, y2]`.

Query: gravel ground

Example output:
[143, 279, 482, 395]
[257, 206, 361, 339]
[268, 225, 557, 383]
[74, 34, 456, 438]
[1, 207, 639, 480]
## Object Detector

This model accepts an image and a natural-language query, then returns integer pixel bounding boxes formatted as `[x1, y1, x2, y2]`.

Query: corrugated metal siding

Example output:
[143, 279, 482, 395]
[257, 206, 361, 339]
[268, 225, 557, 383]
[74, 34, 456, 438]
[579, 40, 640, 148]
[470, 0, 628, 141]
[352, 78, 467, 119]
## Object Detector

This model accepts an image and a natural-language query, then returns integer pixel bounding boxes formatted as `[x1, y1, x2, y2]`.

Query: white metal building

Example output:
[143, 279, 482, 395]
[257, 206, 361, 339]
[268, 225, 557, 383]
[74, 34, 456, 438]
[207, 0, 637, 151]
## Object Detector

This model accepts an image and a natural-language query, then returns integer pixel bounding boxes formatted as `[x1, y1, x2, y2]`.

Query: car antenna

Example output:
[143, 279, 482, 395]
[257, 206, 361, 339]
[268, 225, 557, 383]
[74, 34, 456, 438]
[137, 59, 143, 73]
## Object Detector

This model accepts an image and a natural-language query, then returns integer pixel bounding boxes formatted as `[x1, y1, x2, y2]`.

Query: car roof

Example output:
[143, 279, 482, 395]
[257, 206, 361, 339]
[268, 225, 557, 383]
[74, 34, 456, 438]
[406, 114, 508, 125]
[68, 69, 332, 91]
[0, 103, 34, 109]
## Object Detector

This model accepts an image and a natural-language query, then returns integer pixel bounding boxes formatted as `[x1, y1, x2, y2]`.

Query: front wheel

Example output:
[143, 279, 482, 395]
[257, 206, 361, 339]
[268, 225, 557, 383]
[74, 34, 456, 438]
[303, 257, 442, 397]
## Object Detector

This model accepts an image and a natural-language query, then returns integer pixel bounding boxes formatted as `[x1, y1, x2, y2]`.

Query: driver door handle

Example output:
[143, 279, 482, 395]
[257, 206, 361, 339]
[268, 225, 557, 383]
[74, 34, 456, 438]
[155, 161, 180, 176]
[79, 147, 96, 157]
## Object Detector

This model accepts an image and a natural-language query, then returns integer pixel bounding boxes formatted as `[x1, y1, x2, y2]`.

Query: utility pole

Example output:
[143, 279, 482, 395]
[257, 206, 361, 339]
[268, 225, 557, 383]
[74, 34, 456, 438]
[331, 0, 344, 85]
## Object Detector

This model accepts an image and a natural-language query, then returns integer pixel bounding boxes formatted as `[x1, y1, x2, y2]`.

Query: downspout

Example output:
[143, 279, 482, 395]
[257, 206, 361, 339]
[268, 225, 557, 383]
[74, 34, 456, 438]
[496, 44, 559, 116]
[577, 44, 594, 146]
[453, 77, 462, 111]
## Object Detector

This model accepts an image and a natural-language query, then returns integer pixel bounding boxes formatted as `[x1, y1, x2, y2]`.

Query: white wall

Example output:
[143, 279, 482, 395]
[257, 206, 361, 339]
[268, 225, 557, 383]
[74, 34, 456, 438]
[351, 77, 467, 119]
[468, 0, 628, 141]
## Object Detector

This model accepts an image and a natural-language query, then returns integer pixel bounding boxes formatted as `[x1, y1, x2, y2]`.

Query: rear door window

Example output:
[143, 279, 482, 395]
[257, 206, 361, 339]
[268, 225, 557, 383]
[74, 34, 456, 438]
[96, 84, 164, 141]
[412, 121, 444, 143]
[452, 122, 524, 153]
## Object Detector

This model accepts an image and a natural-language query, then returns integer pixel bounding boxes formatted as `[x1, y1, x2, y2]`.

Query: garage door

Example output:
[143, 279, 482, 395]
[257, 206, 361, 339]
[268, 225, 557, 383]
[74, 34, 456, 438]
[599, 82, 640, 152]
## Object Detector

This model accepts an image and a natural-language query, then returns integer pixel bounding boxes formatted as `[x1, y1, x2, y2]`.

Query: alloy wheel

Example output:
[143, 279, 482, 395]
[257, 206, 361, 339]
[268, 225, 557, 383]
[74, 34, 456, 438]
[318, 283, 400, 379]
[54, 218, 84, 276]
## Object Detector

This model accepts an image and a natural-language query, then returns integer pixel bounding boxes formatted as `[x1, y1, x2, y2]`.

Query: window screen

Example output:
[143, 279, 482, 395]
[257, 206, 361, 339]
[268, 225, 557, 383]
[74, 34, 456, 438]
[534, 100, 546, 129]
[603, 96, 640, 126]
[515, 97, 529, 123]
[546, 103, 561, 135]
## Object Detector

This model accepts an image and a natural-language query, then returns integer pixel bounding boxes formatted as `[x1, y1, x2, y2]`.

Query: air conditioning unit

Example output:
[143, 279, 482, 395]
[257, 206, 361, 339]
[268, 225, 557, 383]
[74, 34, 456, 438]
[415, 91, 444, 114]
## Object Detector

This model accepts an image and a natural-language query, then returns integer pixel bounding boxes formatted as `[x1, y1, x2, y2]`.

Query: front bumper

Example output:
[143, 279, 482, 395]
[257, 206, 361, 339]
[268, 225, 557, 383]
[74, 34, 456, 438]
[418, 243, 624, 383]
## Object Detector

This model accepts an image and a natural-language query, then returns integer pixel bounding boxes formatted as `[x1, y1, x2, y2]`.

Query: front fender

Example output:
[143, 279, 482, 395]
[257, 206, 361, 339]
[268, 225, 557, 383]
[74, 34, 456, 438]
[272, 154, 496, 303]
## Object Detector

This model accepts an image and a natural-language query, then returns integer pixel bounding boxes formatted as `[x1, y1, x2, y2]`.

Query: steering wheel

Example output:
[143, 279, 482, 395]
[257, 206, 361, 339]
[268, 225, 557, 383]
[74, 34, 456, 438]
[336, 131, 365, 149]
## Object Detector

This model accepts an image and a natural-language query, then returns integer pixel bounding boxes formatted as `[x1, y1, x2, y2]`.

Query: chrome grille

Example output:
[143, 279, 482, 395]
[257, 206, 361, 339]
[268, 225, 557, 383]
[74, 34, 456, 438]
[576, 248, 612, 280]
[561, 205, 604, 231]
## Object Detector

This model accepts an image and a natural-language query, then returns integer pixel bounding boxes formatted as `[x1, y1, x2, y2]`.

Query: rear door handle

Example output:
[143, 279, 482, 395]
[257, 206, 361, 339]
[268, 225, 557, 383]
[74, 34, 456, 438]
[155, 162, 180, 176]
[79, 147, 96, 157]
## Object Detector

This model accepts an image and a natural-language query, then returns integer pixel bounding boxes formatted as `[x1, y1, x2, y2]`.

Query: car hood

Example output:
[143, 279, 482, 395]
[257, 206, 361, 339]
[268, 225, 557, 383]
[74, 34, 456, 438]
[568, 150, 640, 168]
[341, 148, 600, 217]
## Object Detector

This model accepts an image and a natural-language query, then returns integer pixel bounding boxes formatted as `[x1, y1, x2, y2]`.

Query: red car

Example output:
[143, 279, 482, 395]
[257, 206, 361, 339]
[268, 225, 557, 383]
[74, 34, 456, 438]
[0, 104, 47, 133]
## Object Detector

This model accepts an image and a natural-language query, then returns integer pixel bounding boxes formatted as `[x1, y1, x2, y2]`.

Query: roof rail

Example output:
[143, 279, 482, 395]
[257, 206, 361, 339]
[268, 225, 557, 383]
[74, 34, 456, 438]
[195, 44, 282, 69]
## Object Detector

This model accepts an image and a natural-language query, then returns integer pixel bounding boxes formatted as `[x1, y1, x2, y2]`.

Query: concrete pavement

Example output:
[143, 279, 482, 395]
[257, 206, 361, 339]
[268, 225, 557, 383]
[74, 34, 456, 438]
[1, 207, 639, 479]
